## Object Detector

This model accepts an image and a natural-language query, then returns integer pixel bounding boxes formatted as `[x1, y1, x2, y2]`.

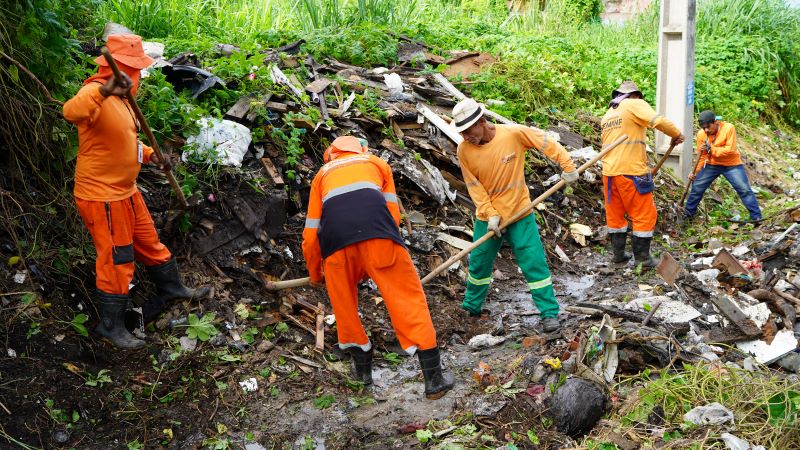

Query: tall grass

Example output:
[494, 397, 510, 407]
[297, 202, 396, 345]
[96, 0, 800, 126]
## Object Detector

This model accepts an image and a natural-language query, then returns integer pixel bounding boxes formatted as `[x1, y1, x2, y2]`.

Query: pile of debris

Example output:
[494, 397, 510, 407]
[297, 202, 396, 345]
[124, 33, 628, 335]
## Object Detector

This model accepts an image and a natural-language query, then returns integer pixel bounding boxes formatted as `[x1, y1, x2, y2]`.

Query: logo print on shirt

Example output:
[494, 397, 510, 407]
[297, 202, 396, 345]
[501, 153, 516, 164]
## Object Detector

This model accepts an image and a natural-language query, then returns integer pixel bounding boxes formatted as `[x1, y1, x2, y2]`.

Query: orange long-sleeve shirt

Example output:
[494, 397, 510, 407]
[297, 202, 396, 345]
[457, 124, 577, 221]
[600, 98, 681, 176]
[694, 121, 741, 171]
[63, 82, 153, 201]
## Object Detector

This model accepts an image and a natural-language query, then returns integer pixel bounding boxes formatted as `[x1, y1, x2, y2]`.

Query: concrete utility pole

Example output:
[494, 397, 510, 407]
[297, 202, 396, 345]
[655, 0, 696, 181]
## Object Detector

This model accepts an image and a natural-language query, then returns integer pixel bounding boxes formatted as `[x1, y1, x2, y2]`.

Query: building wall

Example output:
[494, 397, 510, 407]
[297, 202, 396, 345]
[601, 0, 653, 23]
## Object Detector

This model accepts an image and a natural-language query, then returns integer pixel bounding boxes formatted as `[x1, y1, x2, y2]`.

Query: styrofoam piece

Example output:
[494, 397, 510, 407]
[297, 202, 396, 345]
[736, 329, 798, 364]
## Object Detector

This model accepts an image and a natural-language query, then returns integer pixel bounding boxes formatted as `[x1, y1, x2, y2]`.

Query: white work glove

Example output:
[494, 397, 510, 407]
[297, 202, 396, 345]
[488, 215, 503, 237]
[561, 170, 579, 185]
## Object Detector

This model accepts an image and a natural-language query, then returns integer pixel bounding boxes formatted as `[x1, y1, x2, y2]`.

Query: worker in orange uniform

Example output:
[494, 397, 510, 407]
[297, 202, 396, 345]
[451, 98, 579, 333]
[600, 81, 685, 268]
[63, 34, 210, 349]
[302, 136, 454, 399]
[682, 110, 762, 223]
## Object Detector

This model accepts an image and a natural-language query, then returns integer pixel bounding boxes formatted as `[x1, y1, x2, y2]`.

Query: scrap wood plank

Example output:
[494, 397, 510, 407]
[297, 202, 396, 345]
[195, 221, 247, 256]
[306, 77, 333, 94]
[431, 73, 515, 125]
[417, 103, 462, 144]
[315, 302, 324, 352]
[224, 94, 254, 122]
[260, 157, 284, 186]
[708, 294, 762, 337]
[712, 248, 749, 275]
[265, 101, 289, 113]
[245, 93, 273, 123]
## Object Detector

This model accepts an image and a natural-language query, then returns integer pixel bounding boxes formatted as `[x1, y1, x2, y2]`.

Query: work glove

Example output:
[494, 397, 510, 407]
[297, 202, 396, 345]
[670, 134, 686, 146]
[99, 72, 133, 97]
[561, 170, 579, 185]
[488, 215, 503, 237]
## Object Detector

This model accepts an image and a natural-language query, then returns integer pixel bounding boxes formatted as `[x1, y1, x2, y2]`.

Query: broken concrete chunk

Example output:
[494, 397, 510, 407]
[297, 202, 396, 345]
[684, 402, 735, 426]
[624, 296, 702, 323]
[473, 397, 507, 418]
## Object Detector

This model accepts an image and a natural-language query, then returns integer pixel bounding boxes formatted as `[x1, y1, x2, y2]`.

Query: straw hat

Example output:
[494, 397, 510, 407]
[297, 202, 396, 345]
[451, 98, 485, 132]
[612, 80, 642, 97]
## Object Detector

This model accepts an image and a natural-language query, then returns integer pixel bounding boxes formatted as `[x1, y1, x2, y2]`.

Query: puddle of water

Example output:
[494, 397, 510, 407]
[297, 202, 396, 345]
[556, 274, 596, 302]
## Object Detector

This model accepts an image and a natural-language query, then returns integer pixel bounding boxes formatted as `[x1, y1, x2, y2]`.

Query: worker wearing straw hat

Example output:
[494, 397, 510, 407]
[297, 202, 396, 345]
[451, 98, 578, 332]
[600, 81, 684, 268]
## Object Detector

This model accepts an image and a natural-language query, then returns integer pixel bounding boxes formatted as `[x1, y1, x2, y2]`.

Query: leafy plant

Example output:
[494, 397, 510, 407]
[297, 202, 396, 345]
[183, 313, 219, 341]
[313, 394, 335, 409]
[382, 352, 402, 365]
[415, 428, 433, 443]
[70, 313, 88, 337]
[85, 369, 112, 387]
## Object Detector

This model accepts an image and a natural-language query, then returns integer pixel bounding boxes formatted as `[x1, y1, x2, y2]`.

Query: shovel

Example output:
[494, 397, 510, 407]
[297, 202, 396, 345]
[100, 47, 188, 209]
[420, 134, 627, 284]
[677, 141, 710, 214]
[264, 134, 629, 291]
[651, 142, 677, 177]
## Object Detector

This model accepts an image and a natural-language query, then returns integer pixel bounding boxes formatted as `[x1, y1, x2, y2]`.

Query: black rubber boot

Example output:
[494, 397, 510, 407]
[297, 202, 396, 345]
[632, 236, 659, 268]
[349, 347, 373, 385]
[95, 291, 145, 349]
[144, 258, 211, 322]
[417, 347, 455, 400]
[610, 232, 632, 264]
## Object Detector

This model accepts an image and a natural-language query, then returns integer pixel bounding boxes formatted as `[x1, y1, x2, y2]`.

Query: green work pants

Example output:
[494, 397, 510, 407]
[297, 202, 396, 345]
[462, 213, 559, 318]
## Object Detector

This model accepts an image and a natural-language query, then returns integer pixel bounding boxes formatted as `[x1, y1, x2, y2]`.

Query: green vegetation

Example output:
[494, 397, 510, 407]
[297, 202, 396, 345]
[603, 364, 800, 448]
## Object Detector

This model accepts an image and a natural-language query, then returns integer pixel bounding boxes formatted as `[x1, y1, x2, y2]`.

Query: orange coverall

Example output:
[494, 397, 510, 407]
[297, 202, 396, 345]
[63, 79, 171, 295]
[302, 147, 437, 354]
[600, 98, 681, 237]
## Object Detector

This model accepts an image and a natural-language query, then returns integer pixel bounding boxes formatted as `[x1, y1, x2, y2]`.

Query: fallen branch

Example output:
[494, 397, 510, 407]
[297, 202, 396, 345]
[0, 51, 63, 106]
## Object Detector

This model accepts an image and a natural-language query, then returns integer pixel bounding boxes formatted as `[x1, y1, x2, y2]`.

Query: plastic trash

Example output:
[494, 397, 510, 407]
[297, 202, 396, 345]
[684, 402, 735, 426]
[184, 118, 252, 167]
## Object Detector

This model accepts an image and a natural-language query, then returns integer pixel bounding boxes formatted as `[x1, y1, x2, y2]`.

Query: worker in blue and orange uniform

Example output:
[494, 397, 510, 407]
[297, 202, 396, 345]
[301, 136, 454, 400]
[600, 81, 685, 268]
[63, 34, 210, 349]
[683, 110, 762, 223]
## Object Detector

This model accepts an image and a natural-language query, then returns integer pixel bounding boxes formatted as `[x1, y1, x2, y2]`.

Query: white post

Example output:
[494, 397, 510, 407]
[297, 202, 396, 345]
[655, 0, 696, 181]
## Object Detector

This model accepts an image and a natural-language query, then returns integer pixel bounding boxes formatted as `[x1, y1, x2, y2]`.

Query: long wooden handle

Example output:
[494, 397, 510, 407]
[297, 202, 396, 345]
[264, 277, 311, 291]
[101, 48, 189, 209]
[679, 143, 709, 207]
[419, 134, 629, 284]
[651, 143, 676, 175]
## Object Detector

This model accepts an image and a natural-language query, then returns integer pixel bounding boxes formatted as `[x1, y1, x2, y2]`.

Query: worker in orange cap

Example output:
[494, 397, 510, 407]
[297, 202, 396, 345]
[600, 81, 685, 268]
[302, 136, 454, 400]
[63, 34, 210, 349]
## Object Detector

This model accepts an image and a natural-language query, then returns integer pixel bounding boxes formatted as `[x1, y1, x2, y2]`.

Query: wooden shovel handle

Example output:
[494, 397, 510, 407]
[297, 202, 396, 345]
[100, 48, 188, 209]
[651, 143, 677, 175]
[419, 134, 629, 284]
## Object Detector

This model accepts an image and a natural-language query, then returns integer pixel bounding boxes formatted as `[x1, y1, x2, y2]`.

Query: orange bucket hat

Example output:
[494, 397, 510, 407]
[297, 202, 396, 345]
[323, 136, 368, 162]
[94, 34, 154, 69]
